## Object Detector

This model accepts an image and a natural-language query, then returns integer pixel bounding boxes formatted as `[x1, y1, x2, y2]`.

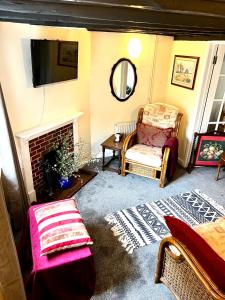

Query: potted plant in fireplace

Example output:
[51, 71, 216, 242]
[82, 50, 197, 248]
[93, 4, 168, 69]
[52, 132, 90, 189]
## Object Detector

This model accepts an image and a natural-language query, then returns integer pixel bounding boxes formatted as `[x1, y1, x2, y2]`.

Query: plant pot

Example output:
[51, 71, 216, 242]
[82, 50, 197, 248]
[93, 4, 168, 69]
[58, 176, 73, 189]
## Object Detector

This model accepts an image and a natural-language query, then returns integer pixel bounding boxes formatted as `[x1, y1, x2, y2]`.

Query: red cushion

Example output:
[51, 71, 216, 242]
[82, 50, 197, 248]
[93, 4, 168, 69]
[165, 216, 225, 291]
[137, 123, 173, 147]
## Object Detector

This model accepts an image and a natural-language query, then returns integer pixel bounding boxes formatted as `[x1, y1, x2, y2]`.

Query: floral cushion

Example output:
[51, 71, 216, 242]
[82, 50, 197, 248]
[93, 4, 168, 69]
[125, 144, 162, 167]
[34, 199, 93, 256]
[137, 123, 173, 147]
[142, 103, 178, 129]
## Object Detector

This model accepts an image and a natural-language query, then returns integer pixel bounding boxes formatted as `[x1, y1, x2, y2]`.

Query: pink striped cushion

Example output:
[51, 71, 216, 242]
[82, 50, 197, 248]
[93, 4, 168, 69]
[34, 199, 93, 256]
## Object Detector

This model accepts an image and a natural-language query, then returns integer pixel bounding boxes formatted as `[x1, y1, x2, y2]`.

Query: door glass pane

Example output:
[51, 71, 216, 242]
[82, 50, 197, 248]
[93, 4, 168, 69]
[215, 76, 225, 99]
[219, 102, 225, 122]
[218, 124, 225, 132]
[221, 55, 225, 74]
[209, 101, 221, 122]
[207, 124, 216, 131]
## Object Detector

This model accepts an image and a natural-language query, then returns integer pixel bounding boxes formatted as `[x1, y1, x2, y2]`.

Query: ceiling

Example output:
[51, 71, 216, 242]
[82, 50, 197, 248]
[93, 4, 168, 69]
[0, 0, 225, 40]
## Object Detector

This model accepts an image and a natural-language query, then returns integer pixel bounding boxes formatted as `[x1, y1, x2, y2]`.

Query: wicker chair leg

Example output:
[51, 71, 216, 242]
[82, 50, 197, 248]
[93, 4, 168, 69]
[155, 238, 166, 283]
[159, 173, 166, 188]
[159, 147, 170, 188]
[121, 154, 126, 176]
[159, 166, 166, 188]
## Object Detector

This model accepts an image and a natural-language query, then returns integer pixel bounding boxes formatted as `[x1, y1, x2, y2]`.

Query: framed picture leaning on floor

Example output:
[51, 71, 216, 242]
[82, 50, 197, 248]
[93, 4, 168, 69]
[187, 131, 225, 172]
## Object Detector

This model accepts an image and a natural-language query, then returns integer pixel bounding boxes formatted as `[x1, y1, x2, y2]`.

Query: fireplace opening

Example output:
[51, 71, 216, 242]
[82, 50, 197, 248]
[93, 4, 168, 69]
[42, 150, 58, 197]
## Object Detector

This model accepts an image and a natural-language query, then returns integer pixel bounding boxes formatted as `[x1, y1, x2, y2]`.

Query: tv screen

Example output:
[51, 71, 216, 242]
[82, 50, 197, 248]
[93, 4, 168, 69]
[31, 39, 78, 87]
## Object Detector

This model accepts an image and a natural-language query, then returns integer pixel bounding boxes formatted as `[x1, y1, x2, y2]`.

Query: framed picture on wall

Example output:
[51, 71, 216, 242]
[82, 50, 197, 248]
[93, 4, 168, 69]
[58, 41, 78, 67]
[187, 131, 225, 172]
[171, 55, 199, 90]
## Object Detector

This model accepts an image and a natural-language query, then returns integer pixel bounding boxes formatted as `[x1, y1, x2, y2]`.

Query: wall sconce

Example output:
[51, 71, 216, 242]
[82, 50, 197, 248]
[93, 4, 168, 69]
[128, 38, 142, 58]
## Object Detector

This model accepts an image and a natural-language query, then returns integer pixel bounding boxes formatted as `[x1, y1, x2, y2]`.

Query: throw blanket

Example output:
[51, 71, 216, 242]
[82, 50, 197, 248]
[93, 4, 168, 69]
[162, 137, 178, 181]
[195, 217, 225, 261]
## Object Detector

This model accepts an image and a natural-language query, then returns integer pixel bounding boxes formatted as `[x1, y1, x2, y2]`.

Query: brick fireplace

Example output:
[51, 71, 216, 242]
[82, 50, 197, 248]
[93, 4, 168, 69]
[29, 123, 73, 195]
[16, 113, 83, 203]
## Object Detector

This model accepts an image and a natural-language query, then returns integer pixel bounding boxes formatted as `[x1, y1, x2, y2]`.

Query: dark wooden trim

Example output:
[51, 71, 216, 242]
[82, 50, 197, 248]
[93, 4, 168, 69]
[0, 1, 225, 39]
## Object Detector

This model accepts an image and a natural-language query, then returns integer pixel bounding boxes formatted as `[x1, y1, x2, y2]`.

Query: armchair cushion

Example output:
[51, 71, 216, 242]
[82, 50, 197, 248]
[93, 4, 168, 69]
[165, 216, 225, 291]
[125, 144, 162, 167]
[137, 123, 173, 148]
[142, 103, 178, 128]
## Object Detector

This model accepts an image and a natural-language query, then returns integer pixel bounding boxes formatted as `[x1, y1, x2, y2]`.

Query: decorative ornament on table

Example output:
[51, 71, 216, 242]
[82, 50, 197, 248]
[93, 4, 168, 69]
[114, 132, 122, 143]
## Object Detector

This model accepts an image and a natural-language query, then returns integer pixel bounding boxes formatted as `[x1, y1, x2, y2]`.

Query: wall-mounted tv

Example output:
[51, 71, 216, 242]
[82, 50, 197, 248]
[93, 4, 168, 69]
[31, 39, 78, 87]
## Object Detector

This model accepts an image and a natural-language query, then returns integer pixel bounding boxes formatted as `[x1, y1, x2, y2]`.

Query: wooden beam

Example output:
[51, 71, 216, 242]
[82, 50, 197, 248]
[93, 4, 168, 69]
[0, 0, 225, 40]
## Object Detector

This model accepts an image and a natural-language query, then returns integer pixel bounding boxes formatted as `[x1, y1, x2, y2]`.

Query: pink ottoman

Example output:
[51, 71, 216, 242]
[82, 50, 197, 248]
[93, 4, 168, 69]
[26, 204, 96, 300]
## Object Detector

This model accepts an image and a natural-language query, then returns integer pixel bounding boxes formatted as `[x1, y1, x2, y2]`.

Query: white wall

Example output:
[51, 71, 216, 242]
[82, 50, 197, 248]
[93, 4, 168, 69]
[151, 36, 174, 102]
[89, 32, 157, 155]
[0, 21, 209, 166]
[0, 22, 91, 143]
[165, 41, 209, 166]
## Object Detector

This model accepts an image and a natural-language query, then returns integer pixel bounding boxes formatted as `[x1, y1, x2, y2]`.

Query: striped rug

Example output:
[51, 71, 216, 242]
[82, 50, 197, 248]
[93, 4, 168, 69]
[105, 190, 225, 254]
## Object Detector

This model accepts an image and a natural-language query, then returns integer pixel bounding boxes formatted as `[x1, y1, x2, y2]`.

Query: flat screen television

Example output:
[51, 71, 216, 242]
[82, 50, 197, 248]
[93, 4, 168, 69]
[31, 39, 78, 87]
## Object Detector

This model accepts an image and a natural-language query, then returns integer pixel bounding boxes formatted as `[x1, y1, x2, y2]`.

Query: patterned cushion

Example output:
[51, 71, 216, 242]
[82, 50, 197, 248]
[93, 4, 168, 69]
[125, 144, 162, 167]
[34, 199, 93, 256]
[137, 123, 173, 147]
[142, 103, 178, 129]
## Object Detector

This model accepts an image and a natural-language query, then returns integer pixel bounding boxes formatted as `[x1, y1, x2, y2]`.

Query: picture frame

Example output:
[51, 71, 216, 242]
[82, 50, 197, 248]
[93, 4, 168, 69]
[187, 131, 225, 172]
[58, 41, 78, 67]
[171, 55, 199, 90]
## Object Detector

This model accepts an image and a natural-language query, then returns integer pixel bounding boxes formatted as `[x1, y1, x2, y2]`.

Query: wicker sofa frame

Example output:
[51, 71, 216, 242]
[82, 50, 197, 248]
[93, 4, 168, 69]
[121, 107, 183, 187]
[155, 237, 225, 300]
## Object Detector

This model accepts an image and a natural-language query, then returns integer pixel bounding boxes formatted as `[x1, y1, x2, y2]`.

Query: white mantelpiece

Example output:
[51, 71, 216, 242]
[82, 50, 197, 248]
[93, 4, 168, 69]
[16, 112, 83, 203]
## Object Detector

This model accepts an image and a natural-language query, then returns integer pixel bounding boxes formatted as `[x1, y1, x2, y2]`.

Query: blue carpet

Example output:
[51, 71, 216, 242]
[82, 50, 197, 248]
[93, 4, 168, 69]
[75, 166, 225, 300]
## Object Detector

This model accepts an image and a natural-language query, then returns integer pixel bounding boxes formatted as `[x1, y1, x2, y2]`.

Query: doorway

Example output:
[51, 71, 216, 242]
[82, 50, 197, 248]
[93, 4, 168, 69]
[200, 44, 225, 133]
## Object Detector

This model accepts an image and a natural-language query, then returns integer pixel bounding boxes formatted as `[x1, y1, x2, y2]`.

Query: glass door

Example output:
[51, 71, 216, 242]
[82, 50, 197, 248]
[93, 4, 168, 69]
[201, 45, 225, 132]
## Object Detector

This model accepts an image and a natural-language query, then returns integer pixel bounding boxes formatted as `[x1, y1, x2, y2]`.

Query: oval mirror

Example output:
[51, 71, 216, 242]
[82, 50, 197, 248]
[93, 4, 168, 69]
[110, 58, 137, 101]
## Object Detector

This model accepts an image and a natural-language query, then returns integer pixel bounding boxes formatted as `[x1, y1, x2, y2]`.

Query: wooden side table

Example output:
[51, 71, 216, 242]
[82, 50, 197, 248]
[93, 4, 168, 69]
[101, 134, 126, 174]
[216, 152, 225, 180]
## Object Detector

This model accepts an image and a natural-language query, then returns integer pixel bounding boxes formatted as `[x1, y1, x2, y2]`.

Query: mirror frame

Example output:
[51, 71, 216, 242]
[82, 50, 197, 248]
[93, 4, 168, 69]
[109, 58, 137, 102]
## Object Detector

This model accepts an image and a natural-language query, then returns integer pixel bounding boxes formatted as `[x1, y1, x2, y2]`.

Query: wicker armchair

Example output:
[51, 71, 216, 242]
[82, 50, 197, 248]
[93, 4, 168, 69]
[121, 103, 182, 187]
[155, 237, 225, 300]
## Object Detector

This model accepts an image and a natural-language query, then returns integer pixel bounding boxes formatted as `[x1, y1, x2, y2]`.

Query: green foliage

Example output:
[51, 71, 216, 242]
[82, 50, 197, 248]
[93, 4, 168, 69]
[52, 131, 90, 179]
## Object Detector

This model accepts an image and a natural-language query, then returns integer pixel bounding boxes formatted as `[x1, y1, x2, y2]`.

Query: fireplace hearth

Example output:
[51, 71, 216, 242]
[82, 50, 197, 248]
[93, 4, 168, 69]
[36, 167, 97, 203]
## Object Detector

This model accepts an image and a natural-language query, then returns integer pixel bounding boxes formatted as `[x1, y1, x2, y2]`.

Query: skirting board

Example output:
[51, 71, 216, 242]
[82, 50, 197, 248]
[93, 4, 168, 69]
[178, 157, 186, 168]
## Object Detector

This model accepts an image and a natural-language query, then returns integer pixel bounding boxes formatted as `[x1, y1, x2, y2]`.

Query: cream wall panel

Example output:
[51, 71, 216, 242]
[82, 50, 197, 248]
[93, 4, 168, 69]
[151, 36, 174, 103]
[90, 32, 156, 155]
[165, 41, 209, 166]
[0, 22, 91, 143]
